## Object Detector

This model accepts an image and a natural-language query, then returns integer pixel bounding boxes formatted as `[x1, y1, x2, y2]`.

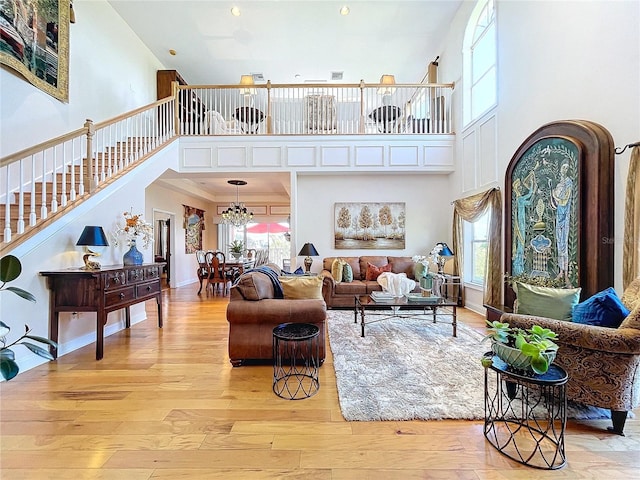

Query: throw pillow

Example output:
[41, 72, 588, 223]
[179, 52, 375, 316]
[234, 271, 275, 301]
[281, 266, 305, 276]
[279, 275, 323, 300]
[331, 258, 346, 283]
[365, 262, 392, 281]
[342, 263, 354, 283]
[572, 287, 630, 328]
[514, 281, 581, 322]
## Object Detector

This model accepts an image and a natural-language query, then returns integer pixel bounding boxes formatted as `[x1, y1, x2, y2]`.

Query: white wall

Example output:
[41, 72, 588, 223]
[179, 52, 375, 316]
[145, 183, 217, 287]
[0, 0, 164, 157]
[497, 0, 639, 293]
[437, 0, 639, 306]
[295, 173, 453, 272]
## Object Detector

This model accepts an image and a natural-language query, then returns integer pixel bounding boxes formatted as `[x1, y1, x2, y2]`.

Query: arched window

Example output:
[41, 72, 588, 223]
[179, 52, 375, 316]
[463, 0, 497, 126]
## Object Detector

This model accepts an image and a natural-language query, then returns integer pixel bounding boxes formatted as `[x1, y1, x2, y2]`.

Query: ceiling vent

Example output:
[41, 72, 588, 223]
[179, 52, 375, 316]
[331, 71, 344, 81]
[252, 73, 265, 82]
[304, 79, 327, 83]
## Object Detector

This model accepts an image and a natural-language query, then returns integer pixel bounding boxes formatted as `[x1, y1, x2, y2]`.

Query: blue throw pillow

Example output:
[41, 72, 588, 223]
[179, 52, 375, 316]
[281, 266, 305, 276]
[572, 287, 630, 328]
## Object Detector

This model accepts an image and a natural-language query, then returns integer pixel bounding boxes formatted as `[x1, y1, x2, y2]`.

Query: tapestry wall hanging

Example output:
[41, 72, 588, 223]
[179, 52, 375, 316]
[183, 205, 204, 254]
[334, 202, 405, 249]
[0, 0, 70, 102]
[510, 137, 580, 287]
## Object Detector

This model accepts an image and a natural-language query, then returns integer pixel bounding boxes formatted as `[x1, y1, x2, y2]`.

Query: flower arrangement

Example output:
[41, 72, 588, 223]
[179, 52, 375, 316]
[411, 255, 429, 269]
[429, 243, 444, 269]
[113, 210, 153, 248]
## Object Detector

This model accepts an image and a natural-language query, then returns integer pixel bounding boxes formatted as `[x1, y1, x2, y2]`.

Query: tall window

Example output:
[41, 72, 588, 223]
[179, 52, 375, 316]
[464, 211, 489, 285]
[463, 0, 497, 126]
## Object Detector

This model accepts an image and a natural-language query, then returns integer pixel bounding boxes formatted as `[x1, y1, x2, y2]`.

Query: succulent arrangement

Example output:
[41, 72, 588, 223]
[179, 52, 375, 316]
[481, 320, 559, 375]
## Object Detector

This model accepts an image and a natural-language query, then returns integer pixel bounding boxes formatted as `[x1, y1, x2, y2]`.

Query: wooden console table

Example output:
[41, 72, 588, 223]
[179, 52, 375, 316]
[40, 263, 164, 360]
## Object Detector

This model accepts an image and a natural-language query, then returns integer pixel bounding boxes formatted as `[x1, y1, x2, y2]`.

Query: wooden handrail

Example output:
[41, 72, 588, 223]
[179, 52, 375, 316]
[0, 127, 87, 168]
[92, 97, 173, 131]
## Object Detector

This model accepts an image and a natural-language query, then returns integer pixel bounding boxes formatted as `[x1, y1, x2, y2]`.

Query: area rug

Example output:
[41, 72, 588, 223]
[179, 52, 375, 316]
[327, 310, 613, 422]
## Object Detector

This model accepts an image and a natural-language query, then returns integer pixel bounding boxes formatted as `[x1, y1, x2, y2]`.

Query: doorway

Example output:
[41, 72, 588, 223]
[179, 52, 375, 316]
[153, 209, 175, 288]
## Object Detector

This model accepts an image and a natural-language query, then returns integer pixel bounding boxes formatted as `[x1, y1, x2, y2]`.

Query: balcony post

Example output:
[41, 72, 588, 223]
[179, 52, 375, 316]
[266, 80, 272, 134]
[359, 80, 365, 134]
[172, 81, 181, 135]
[84, 119, 95, 193]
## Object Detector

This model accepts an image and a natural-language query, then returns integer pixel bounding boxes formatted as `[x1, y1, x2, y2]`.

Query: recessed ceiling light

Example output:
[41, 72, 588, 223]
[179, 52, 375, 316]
[340, 6, 350, 16]
[169, 49, 176, 56]
[231, 6, 241, 16]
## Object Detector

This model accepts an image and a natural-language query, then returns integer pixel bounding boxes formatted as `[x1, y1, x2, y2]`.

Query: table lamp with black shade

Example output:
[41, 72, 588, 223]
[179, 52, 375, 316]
[435, 242, 454, 274]
[298, 243, 319, 273]
[76, 226, 109, 270]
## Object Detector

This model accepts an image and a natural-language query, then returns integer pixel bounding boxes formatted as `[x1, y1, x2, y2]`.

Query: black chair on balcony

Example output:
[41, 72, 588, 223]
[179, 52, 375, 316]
[233, 107, 264, 134]
[369, 105, 402, 133]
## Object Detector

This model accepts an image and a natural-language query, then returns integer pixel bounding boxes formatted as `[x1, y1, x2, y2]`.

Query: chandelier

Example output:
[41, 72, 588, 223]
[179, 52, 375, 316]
[222, 179, 253, 227]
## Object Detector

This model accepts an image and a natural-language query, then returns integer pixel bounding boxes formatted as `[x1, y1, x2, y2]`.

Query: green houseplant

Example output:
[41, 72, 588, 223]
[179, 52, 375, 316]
[228, 240, 244, 259]
[0, 255, 57, 381]
[481, 320, 559, 374]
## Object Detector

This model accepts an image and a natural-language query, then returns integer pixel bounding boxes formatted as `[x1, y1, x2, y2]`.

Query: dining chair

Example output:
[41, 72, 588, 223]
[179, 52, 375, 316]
[205, 251, 234, 296]
[195, 250, 209, 295]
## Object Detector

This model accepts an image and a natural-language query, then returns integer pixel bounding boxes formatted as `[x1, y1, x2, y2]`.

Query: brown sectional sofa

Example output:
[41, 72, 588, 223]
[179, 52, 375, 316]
[321, 255, 418, 308]
[226, 265, 327, 367]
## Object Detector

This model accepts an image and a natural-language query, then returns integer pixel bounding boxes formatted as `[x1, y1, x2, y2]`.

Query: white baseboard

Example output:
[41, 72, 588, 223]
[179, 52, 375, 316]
[2, 310, 149, 381]
[58, 311, 147, 356]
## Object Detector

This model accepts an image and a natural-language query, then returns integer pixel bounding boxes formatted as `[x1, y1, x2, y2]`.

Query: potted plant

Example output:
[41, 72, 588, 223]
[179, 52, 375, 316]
[481, 320, 559, 374]
[0, 255, 57, 381]
[228, 240, 244, 260]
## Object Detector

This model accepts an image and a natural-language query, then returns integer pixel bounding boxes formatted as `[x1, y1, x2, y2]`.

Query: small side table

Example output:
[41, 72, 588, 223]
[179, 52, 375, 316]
[272, 323, 320, 400]
[484, 354, 568, 469]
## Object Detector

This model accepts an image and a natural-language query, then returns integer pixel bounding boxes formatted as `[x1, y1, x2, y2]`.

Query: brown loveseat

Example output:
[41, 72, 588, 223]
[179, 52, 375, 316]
[321, 255, 419, 308]
[226, 265, 327, 367]
[500, 278, 640, 435]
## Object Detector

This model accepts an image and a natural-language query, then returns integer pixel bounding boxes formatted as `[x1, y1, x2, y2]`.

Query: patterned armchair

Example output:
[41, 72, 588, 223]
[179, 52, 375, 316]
[304, 95, 336, 133]
[500, 278, 640, 435]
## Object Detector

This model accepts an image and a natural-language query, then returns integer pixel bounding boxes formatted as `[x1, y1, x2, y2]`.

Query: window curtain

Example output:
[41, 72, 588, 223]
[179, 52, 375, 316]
[452, 187, 502, 306]
[624, 146, 640, 289]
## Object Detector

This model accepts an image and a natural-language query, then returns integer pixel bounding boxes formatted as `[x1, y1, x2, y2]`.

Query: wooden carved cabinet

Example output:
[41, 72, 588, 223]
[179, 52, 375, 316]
[157, 69, 204, 133]
[502, 120, 615, 307]
[40, 263, 164, 360]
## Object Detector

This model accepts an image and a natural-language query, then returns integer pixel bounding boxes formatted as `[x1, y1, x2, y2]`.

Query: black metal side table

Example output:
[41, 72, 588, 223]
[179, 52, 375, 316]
[483, 354, 568, 469]
[272, 323, 320, 400]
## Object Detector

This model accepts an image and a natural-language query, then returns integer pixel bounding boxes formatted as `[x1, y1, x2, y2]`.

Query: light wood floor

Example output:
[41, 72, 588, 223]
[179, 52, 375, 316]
[1, 285, 638, 479]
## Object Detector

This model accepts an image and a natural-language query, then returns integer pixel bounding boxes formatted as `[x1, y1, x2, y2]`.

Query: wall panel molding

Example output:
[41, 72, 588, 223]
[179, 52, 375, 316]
[179, 135, 455, 174]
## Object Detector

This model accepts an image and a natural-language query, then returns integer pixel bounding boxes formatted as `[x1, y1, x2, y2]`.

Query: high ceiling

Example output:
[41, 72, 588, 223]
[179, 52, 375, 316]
[107, 0, 463, 201]
[108, 0, 462, 85]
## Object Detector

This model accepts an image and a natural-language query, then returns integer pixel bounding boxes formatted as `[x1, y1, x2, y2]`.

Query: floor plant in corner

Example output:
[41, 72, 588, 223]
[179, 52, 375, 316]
[482, 320, 559, 374]
[0, 255, 57, 381]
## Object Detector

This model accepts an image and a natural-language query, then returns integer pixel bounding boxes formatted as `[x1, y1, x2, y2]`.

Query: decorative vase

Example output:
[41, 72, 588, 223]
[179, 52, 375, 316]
[231, 252, 242, 260]
[491, 341, 556, 373]
[123, 238, 144, 266]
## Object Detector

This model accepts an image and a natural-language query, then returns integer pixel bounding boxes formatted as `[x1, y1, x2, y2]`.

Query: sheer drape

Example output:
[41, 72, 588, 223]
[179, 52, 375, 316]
[623, 146, 640, 289]
[452, 187, 502, 305]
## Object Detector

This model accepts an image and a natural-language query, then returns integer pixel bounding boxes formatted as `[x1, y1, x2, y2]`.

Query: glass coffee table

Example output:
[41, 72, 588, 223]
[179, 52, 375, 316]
[354, 294, 458, 338]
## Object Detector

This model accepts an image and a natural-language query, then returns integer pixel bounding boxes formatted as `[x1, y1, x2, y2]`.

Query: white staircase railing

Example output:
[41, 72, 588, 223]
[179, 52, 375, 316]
[0, 97, 176, 251]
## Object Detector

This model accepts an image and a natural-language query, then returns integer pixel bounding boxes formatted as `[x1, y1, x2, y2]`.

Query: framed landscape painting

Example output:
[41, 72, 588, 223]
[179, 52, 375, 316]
[334, 202, 405, 249]
[0, 0, 69, 102]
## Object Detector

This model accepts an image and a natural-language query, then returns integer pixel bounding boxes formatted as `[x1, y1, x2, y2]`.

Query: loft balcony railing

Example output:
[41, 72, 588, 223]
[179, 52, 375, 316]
[174, 80, 454, 136]
[0, 80, 454, 250]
